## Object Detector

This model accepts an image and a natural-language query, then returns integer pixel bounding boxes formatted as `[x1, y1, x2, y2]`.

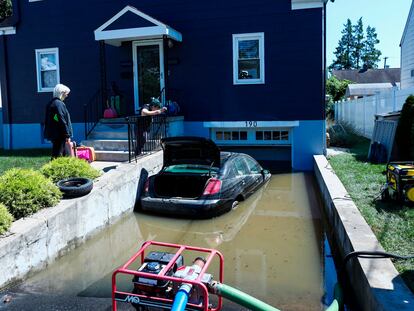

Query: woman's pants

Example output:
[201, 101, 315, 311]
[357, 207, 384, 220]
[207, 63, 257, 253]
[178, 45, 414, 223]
[51, 138, 68, 159]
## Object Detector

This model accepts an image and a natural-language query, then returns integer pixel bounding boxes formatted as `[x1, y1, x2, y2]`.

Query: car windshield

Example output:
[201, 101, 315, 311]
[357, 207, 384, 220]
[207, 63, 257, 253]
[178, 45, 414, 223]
[164, 164, 219, 175]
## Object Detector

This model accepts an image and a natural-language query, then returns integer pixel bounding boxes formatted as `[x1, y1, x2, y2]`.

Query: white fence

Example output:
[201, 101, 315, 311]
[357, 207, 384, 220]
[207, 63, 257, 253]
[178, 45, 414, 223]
[334, 86, 414, 138]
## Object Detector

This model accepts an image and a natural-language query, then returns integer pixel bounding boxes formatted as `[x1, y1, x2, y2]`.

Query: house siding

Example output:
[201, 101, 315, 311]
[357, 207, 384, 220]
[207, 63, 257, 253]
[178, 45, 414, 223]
[2, 0, 323, 123]
[401, 2, 414, 89]
[1, 0, 324, 169]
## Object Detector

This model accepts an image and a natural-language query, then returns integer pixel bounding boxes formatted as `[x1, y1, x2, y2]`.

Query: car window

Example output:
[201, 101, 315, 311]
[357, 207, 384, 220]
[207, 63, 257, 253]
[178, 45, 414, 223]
[244, 156, 262, 174]
[233, 157, 250, 176]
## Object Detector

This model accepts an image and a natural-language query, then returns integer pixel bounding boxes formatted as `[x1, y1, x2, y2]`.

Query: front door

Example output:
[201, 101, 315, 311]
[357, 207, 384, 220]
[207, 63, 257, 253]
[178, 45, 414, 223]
[132, 40, 165, 113]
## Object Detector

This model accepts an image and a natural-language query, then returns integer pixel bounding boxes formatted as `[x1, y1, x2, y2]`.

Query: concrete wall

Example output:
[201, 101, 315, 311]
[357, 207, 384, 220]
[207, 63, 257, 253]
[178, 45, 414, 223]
[0, 152, 163, 288]
[314, 155, 414, 311]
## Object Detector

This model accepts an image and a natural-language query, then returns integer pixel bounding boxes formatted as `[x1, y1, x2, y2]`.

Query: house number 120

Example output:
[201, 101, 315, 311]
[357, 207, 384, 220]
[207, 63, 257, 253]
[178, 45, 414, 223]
[245, 121, 257, 127]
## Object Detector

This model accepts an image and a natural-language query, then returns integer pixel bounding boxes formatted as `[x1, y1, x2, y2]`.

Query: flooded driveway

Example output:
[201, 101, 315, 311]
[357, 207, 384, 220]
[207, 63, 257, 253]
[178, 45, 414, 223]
[1, 173, 325, 311]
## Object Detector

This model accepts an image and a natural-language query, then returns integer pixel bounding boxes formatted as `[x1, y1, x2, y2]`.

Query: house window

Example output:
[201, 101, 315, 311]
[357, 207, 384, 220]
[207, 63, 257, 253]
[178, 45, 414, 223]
[232, 33, 265, 85]
[35, 48, 60, 92]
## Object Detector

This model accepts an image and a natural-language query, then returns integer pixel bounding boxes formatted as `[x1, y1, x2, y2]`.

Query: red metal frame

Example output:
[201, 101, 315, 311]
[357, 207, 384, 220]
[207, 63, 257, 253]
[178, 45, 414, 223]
[112, 240, 224, 311]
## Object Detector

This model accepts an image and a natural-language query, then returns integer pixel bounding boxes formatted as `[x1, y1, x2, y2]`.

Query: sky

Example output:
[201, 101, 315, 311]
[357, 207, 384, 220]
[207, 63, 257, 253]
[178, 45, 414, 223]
[327, 0, 412, 69]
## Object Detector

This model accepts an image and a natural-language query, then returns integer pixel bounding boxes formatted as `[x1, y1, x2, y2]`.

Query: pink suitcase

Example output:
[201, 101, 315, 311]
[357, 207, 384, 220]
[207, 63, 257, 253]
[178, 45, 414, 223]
[76, 146, 96, 162]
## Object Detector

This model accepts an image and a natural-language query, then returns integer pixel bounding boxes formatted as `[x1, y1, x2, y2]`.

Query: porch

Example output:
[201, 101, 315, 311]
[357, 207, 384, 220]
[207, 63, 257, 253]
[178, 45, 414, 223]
[82, 115, 183, 162]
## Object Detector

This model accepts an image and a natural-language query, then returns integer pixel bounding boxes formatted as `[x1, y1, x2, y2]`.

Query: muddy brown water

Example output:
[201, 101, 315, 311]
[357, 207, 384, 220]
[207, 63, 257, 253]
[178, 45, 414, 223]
[13, 173, 326, 310]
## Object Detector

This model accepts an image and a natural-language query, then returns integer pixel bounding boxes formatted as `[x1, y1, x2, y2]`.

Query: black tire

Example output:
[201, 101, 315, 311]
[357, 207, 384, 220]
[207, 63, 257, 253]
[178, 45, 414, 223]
[57, 177, 93, 198]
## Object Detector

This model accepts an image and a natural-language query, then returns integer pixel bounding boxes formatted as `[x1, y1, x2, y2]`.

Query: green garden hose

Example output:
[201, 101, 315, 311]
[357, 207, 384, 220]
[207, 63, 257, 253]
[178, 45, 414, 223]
[209, 281, 281, 311]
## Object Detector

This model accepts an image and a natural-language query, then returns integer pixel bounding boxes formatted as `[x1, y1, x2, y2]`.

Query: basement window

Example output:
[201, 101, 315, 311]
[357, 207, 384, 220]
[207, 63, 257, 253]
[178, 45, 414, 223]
[35, 48, 60, 92]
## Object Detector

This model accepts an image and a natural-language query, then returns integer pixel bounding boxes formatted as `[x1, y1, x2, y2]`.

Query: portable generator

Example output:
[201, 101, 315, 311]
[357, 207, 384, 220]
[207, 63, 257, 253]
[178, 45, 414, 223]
[382, 162, 414, 203]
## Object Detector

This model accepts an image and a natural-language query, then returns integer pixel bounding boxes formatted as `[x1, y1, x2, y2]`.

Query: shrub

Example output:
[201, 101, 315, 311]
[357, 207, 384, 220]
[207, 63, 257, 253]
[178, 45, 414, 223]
[0, 203, 13, 235]
[328, 123, 363, 147]
[40, 157, 101, 183]
[0, 168, 61, 219]
[395, 95, 414, 160]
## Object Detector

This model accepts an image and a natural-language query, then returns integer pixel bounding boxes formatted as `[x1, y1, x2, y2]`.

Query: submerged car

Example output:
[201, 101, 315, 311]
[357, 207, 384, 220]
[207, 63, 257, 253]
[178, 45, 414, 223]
[139, 136, 271, 218]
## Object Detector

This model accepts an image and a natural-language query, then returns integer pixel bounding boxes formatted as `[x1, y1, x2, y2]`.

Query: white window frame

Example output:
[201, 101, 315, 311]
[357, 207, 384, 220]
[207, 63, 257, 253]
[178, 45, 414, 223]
[35, 48, 60, 93]
[232, 32, 265, 85]
[212, 128, 291, 146]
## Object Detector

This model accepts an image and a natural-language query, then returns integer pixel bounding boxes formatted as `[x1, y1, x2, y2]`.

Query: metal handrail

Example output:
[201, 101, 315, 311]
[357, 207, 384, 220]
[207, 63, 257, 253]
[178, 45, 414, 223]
[126, 114, 167, 162]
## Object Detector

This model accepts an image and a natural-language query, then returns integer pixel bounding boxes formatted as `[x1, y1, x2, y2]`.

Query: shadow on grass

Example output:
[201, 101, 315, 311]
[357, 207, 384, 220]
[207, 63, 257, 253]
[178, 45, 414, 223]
[374, 198, 409, 214]
[0, 148, 50, 158]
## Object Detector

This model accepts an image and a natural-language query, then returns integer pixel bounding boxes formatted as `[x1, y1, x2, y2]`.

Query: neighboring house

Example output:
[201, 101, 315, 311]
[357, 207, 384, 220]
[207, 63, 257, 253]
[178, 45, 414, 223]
[401, 0, 414, 89]
[345, 82, 400, 99]
[0, 0, 328, 170]
[333, 68, 401, 99]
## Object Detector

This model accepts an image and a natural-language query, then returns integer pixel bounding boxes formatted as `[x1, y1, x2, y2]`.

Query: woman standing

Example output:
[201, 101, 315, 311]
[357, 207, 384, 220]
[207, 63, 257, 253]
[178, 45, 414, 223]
[44, 84, 73, 158]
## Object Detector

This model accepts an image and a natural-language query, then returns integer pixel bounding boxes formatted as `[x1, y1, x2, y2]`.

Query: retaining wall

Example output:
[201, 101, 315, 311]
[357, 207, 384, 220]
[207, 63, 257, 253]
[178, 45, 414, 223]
[0, 152, 163, 288]
[314, 155, 413, 311]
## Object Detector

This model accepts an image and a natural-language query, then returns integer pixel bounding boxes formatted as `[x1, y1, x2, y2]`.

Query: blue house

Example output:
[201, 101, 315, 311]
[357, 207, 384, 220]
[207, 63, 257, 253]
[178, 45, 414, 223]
[0, 0, 328, 170]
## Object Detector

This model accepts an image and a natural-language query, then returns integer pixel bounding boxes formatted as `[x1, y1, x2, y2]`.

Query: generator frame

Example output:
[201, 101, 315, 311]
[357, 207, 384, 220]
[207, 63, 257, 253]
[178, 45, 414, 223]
[112, 240, 224, 311]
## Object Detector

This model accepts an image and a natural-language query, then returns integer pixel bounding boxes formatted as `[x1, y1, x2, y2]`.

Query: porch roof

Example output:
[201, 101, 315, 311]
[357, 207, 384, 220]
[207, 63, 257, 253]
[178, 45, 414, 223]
[94, 5, 182, 47]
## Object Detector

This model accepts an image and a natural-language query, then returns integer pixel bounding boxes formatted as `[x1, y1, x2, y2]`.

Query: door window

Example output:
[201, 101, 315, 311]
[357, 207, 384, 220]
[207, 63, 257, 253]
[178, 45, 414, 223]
[234, 157, 250, 176]
[244, 156, 261, 174]
[137, 45, 161, 106]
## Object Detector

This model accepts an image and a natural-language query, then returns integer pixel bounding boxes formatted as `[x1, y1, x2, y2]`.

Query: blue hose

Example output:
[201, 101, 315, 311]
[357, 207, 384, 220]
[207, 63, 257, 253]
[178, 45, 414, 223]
[171, 289, 190, 311]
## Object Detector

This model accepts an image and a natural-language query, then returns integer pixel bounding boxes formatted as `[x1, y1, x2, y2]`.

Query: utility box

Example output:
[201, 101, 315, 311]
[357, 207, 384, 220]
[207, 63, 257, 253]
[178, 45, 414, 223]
[368, 111, 401, 162]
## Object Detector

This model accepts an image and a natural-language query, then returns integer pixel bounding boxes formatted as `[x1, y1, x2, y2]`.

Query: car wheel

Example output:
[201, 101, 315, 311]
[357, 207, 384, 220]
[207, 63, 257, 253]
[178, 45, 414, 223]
[231, 200, 239, 210]
[57, 177, 93, 198]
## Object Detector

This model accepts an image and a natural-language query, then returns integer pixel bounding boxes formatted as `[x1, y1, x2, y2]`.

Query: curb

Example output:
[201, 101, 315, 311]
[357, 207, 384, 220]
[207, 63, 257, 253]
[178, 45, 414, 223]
[314, 155, 413, 311]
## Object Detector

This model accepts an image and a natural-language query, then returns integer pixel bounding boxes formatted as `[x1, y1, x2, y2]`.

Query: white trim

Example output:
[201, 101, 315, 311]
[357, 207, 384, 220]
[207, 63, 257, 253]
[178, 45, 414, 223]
[291, 0, 325, 10]
[0, 27, 16, 35]
[232, 32, 265, 85]
[94, 5, 182, 47]
[132, 40, 165, 113]
[35, 48, 60, 93]
[211, 127, 292, 146]
[203, 121, 299, 128]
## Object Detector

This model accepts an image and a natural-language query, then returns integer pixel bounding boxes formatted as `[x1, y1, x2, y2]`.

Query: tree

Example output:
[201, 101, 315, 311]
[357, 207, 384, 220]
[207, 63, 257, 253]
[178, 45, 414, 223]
[352, 17, 364, 69]
[325, 76, 352, 117]
[330, 18, 382, 70]
[395, 95, 414, 160]
[330, 19, 354, 70]
[0, 0, 12, 22]
[362, 26, 382, 69]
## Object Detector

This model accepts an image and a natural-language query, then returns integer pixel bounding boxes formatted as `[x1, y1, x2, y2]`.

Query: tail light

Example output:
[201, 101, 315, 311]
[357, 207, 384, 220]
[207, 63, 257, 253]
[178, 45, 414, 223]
[203, 178, 222, 196]
[144, 179, 150, 193]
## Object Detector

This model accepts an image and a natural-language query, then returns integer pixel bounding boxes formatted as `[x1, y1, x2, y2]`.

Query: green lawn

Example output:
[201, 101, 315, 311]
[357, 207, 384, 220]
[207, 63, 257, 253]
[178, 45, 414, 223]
[328, 139, 414, 292]
[0, 149, 51, 175]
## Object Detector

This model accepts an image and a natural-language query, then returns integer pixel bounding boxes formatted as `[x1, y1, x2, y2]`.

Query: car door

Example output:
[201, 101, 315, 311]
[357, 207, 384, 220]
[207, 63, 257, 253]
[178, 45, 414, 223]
[233, 156, 255, 197]
[244, 156, 264, 192]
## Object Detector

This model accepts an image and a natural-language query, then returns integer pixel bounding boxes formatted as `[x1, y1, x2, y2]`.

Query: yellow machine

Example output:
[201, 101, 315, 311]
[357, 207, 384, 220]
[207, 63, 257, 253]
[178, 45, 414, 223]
[382, 162, 414, 203]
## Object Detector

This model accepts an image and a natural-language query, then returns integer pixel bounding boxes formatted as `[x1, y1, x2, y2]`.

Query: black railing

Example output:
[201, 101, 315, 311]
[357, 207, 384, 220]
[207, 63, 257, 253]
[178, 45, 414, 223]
[84, 89, 107, 139]
[126, 114, 168, 162]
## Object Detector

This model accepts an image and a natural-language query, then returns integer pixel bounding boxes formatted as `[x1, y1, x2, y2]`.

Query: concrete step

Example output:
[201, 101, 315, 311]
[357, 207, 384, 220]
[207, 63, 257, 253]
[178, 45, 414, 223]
[81, 139, 129, 151]
[94, 150, 130, 162]
[88, 131, 128, 140]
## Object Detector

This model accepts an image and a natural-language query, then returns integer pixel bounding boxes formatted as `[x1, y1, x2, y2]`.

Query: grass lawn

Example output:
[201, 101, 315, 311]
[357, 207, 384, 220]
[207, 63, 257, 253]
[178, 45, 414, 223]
[0, 149, 51, 175]
[328, 138, 414, 292]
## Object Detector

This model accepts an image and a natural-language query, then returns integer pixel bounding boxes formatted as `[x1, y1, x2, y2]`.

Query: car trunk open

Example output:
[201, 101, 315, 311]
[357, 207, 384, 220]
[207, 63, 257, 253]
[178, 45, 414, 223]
[153, 173, 211, 199]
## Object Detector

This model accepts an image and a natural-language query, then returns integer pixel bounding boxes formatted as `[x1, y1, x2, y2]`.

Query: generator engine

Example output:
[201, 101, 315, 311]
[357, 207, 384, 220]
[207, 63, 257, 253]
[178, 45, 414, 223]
[132, 251, 184, 298]
[382, 162, 414, 203]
